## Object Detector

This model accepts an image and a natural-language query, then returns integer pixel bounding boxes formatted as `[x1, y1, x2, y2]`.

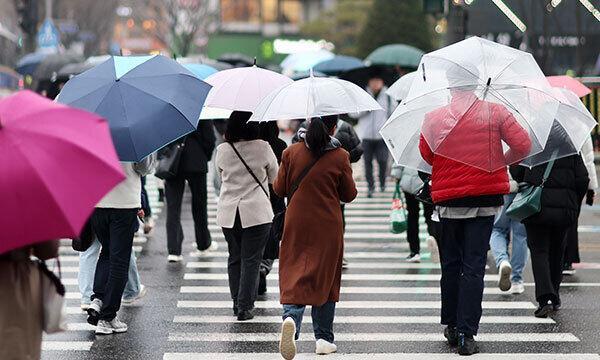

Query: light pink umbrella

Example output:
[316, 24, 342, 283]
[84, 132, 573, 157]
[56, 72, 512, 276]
[547, 75, 591, 98]
[0, 90, 125, 254]
[203, 65, 293, 112]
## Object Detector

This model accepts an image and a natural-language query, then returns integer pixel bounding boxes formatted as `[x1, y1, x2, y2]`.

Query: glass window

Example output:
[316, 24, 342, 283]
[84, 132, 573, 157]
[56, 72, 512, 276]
[262, 0, 278, 23]
[221, 0, 260, 23]
[281, 0, 302, 24]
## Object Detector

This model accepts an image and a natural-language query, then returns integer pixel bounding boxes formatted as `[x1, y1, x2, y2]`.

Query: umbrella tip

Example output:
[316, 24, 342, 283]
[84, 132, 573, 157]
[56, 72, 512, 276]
[253, 57, 257, 66]
[119, 48, 123, 56]
[487, 77, 491, 86]
[309, 68, 314, 77]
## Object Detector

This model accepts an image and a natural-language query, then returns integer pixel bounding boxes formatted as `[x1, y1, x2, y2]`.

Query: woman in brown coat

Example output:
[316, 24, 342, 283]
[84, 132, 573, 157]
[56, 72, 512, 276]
[274, 116, 357, 359]
[0, 239, 60, 360]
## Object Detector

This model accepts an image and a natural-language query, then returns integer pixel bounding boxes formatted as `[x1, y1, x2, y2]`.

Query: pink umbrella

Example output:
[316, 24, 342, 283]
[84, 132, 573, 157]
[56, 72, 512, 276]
[203, 65, 293, 112]
[0, 90, 125, 254]
[547, 75, 591, 98]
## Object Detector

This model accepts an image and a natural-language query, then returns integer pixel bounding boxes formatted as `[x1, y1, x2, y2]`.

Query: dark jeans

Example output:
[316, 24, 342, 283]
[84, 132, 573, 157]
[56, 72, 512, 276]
[165, 173, 211, 255]
[404, 192, 435, 254]
[222, 212, 271, 311]
[363, 139, 389, 191]
[439, 216, 494, 336]
[525, 225, 569, 305]
[564, 205, 582, 264]
[91, 208, 138, 321]
[283, 301, 336, 342]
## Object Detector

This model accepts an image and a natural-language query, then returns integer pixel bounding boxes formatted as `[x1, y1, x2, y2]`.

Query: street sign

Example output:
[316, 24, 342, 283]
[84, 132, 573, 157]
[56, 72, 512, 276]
[37, 18, 60, 50]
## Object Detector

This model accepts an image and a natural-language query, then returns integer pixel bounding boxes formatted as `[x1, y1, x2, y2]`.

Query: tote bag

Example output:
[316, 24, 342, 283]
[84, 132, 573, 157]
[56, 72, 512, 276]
[390, 182, 408, 234]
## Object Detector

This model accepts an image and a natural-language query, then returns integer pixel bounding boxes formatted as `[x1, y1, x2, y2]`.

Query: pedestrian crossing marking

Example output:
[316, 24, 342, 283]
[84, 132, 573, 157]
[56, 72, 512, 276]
[162, 354, 600, 360]
[41, 341, 93, 351]
[176, 300, 535, 309]
[182, 273, 502, 281]
[178, 286, 506, 295]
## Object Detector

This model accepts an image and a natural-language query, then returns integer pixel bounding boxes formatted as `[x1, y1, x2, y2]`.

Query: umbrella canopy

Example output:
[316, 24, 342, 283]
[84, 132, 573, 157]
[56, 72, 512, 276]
[386, 71, 417, 101]
[520, 88, 597, 167]
[547, 76, 591, 98]
[365, 44, 425, 68]
[0, 91, 125, 253]
[380, 36, 561, 173]
[15, 51, 50, 75]
[57, 55, 212, 162]
[203, 65, 293, 112]
[0, 66, 20, 89]
[340, 65, 398, 89]
[280, 50, 335, 73]
[218, 53, 255, 67]
[248, 74, 383, 122]
[313, 55, 365, 75]
[199, 106, 232, 120]
[289, 70, 326, 81]
[57, 55, 112, 80]
[34, 53, 84, 82]
[183, 63, 218, 80]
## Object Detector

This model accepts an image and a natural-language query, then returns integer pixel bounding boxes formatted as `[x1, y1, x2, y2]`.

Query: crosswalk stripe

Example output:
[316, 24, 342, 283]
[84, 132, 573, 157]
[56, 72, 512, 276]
[172, 315, 553, 324]
[59, 245, 143, 254]
[176, 300, 535, 309]
[183, 273, 501, 281]
[179, 286, 505, 295]
[163, 354, 600, 360]
[167, 332, 578, 342]
[185, 261, 445, 269]
[41, 341, 93, 351]
[186, 251, 417, 259]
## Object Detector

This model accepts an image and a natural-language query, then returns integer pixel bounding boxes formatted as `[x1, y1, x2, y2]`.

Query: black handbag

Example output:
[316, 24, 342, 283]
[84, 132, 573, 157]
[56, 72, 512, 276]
[229, 143, 319, 259]
[71, 218, 95, 252]
[414, 177, 433, 205]
[155, 142, 185, 180]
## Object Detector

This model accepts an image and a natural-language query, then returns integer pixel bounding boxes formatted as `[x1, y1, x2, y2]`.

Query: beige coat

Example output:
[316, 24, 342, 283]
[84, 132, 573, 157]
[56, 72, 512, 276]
[216, 140, 279, 228]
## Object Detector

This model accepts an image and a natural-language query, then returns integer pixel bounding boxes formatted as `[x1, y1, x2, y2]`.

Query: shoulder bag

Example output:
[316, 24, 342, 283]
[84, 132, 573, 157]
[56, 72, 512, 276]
[71, 218, 95, 252]
[155, 141, 185, 180]
[38, 259, 67, 334]
[390, 181, 408, 234]
[506, 154, 557, 222]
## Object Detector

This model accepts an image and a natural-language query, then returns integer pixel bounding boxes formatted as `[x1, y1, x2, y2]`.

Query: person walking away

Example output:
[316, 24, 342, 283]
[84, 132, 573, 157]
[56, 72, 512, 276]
[350, 72, 396, 197]
[212, 119, 228, 198]
[216, 111, 278, 321]
[563, 136, 597, 275]
[390, 165, 436, 263]
[87, 156, 154, 334]
[420, 71, 531, 355]
[0, 240, 59, 360]
[510, 153, 588, 317]
[257, 122, 288, 295]
[164, 120, 216, 262]
[275, 116, 357, 359]
[489, 191, 528, 294]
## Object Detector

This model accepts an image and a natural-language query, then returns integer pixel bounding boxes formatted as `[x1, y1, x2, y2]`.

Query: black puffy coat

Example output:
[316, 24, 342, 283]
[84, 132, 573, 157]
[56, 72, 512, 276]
[510, 154, 589, 227]
[179, 120, 216, 173]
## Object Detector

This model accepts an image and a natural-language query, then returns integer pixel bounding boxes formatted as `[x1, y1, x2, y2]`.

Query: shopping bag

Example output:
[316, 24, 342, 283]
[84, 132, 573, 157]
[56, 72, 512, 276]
[390, 182, 408, 234]
[39, 260, 67, 334]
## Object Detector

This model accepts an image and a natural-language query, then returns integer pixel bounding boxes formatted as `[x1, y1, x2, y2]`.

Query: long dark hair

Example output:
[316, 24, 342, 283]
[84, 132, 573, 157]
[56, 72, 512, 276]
[225, 111, 259, 142]
[305, 116, 337, 157]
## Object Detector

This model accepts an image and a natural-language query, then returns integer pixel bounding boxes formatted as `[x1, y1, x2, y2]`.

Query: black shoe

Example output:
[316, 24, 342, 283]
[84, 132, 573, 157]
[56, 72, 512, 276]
[562, 263, 576, 275]
[458, 333, 479, 356]
[237, 309, 254, 321]
[444, 326, 458, 346]
[86, 309, 99, 326]
[553, 301, 561, 311]
[258, 271, 267, 295]
[233, 300, 238, 316]
[367, 189, 374, 198]
[534, 301, 555, 318]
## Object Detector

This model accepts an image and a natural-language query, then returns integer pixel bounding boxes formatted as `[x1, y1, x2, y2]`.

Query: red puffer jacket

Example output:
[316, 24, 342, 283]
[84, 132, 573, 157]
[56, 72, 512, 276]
[419, 97, 531, 204]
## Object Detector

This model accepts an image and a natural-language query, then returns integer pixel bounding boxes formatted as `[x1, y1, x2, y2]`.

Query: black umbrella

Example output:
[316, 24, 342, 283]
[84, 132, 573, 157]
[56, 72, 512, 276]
[217, 53, 255, 67]
[33, 53, 84, 82]
[339, 65, 400, 90]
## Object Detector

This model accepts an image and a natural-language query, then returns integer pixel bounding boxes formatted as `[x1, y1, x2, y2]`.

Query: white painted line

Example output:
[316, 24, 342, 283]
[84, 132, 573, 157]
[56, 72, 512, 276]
[179, 286, 503, 295]
[177, 300, 534, 309]
[41, 341, 93, 351]
[167, 332, 577, 342]
[524, 282, 600, 287]
[61, 278, 78, 285]
[186, 262, 444, 270]
[163, 354, 600, 360]
[187, 251, 417, 259]
[65, 292, 82, 299]
[183, 273, 500, 282]
[173, 315, 553, 324]
[65, 306, 85, 314]
[59, 245, 142, 254]
[66, 323, 96, 331]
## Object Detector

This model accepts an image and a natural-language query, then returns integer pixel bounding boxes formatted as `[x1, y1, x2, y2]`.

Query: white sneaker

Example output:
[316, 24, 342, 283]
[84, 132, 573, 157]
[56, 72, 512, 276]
[315, 339, 337, 355]
[167, 255, 184, 263]
[88, 298, 102, 315]
[498, 260, 512, 292]
[510, 282, 525, 294]
[190, 241, 219, 256]
[427, 237, 439, 263]
[80, 303, 90, 311]
[406, 253, 421, 263]
[122, 284, 147, 305]
[342, 257, 349, 269]
[279, 317, 297, 360]
[95, 318, 128, 335]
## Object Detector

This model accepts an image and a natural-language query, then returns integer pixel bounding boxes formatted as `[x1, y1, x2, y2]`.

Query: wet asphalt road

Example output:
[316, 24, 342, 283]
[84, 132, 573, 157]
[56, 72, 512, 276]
[41, 167, 600, 360]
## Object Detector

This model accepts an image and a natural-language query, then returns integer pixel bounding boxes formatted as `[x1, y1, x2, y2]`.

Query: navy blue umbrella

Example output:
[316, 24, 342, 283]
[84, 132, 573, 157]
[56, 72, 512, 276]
[16, 52, 50, 75]
[58, 55, 211, 162]
[313, 55, 365, 75]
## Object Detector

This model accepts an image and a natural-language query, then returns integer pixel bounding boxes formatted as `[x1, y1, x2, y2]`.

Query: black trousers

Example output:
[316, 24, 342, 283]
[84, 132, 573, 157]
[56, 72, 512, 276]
[439, 216, 494, 336]
[222, 212, 271, 311]
[91, 208, 138, 321]
[141, 176, 152, 217]
[404, 192, 435, 254]
[165, 173, 211, 255]
[564, 204, 582, 264]
[525, 225, 568, 304]
[363, 139, 389, 191]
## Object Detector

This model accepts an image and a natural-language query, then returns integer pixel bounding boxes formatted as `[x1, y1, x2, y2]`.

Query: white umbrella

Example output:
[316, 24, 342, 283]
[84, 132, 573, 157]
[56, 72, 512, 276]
[203, 65, 293, 112]
[248, 73, 383, 122]
[199, 106, 232, 120]
[386, 71, 418, 102]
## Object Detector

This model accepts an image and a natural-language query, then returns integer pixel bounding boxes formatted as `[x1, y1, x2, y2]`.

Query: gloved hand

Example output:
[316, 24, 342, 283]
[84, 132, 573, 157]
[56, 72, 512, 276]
[586, 189, 595, 206]
[509, 180, 519, 193]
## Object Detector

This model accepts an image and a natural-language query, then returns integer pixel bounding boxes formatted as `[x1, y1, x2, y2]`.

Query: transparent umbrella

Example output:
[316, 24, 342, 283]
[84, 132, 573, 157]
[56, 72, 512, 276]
[386, 71, 417, 102]
[380, 36, 560, 173]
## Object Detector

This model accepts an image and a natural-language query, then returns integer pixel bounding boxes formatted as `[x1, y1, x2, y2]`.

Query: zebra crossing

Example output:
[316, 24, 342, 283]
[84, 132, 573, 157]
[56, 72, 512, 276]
[162, 170, 593, 359]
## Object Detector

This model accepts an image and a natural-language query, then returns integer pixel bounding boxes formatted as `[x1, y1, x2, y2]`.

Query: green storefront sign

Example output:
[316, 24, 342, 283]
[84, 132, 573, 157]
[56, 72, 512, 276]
[207, 33, 304, 65]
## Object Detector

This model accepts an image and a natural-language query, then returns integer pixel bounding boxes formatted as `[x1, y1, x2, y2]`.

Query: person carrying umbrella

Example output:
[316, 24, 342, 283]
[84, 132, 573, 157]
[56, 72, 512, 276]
[419, 65, 531, 355]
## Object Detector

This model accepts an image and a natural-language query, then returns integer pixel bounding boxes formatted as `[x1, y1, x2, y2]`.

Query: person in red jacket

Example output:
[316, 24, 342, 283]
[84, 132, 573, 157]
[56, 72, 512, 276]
[419, 69, 531, 356]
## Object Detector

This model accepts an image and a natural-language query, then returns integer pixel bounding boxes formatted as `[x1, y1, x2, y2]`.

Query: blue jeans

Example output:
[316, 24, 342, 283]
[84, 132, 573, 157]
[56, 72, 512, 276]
[282, 302, 335, 343]
[78, 238, 141, 304]
[489, 194, 529, 283]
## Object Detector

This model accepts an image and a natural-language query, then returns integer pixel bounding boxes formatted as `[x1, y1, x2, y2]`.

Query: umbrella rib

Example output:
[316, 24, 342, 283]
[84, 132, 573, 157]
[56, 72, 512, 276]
[425, 55, 486, 86]
[113, 83, 139, 161]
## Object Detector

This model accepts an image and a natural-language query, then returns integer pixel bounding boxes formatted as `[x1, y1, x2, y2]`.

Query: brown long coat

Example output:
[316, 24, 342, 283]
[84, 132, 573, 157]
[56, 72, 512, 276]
[274, 143, 357, 305]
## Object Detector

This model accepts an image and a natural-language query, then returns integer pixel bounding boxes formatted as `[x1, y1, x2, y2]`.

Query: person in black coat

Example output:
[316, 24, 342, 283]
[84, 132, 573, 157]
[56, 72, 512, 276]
[510, 153, 588, 317]
[164, 120, 217, 262]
